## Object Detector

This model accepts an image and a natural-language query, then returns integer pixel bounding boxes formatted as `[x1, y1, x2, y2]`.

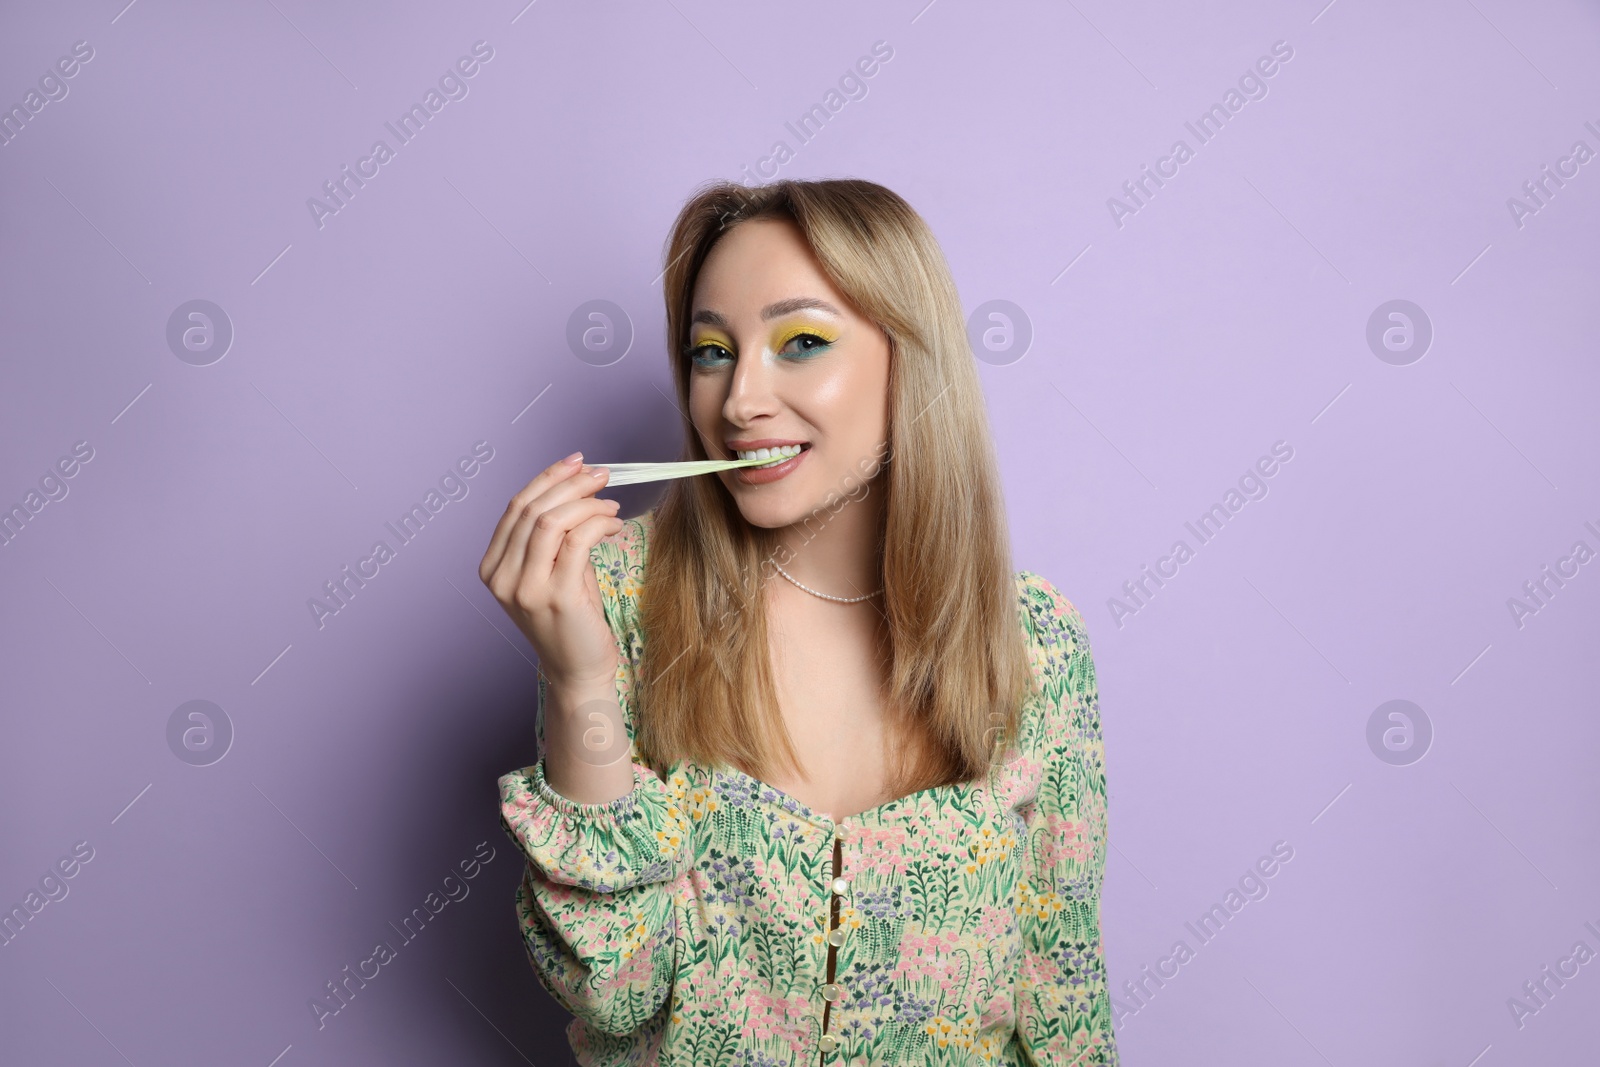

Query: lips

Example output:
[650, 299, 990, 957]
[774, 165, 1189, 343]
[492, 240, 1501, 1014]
[726, 438, 810, 452]
[733, 444, 809, 485]
[734, 443, 807, 468]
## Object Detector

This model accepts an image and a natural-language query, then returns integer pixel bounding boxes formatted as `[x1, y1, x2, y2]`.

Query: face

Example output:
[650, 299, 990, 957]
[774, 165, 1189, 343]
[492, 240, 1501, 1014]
[686, 217, 891, 529]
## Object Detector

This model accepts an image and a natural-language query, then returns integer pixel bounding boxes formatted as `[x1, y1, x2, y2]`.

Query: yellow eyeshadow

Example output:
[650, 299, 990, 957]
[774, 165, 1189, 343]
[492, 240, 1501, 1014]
[772, 323, 839, 349]
[689, 330, 732, 351]
[687, 322, 838, 358]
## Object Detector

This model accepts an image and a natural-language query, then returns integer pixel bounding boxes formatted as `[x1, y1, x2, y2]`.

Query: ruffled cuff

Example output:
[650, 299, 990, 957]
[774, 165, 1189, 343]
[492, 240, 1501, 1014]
[498, 756, 691, 893]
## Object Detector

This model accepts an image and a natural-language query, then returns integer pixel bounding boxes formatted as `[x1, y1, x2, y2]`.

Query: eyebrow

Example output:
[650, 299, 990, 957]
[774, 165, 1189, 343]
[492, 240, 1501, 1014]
[690, 297, 843, 330]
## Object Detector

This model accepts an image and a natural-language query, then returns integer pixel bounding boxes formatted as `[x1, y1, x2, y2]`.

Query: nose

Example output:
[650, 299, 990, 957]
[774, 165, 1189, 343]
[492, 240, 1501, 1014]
[721, 343, 780, 434]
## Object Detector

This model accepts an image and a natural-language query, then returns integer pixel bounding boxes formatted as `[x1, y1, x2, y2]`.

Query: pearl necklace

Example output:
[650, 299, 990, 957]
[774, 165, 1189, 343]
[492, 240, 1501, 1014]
[771, 561, 883, 604]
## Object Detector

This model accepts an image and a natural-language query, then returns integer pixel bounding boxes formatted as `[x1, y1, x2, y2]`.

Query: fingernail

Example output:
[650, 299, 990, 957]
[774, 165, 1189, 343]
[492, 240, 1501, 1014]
[589, 466, 608, 478]
[564, 452, 582, 465]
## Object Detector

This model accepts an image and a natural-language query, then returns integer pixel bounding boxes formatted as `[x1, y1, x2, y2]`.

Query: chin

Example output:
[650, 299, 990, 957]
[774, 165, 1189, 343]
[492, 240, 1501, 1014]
[719, 441, 884, 532]
[727, 487, 819, 531]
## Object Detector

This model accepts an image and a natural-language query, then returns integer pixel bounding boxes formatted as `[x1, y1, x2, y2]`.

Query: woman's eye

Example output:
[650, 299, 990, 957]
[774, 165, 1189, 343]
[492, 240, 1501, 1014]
[780, 333, 833, 359]
[688, 343, 732, 367]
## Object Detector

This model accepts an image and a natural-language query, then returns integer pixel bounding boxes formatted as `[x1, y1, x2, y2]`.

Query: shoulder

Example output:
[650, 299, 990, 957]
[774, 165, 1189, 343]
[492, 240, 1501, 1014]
[592, 508, 654, 570]
[587, 511, 655, 664]
[1012, 569, 1092, 674]
[589, 510, 654, 603]
[1011, 570, 1102, 763]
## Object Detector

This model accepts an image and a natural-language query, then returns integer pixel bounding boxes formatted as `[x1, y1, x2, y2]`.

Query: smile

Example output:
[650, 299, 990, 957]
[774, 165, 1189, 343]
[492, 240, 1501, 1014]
[735, 444, 806, 468]
[731, 443, 810, 485]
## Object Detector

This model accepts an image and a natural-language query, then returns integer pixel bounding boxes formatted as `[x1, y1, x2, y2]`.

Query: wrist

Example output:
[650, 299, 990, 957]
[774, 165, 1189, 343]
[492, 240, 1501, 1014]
[543, 673, 617, 715]
[540, 693, 637, 805]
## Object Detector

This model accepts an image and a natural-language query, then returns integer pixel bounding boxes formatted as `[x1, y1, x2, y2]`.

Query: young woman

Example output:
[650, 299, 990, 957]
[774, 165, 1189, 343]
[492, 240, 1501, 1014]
[481, 179, 1117, 1066]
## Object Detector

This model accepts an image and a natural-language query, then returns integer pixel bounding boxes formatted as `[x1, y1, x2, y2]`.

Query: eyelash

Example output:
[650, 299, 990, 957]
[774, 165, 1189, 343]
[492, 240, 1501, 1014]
[686, 331, 834, 368]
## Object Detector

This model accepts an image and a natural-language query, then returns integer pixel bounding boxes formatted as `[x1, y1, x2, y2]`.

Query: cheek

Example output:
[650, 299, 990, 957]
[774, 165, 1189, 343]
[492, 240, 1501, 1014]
[809, 368, 855, 409]
[805, 374, 885, 471]
[817, 358, 885, 431]
[688, 376, 719, 427]
[814, 349, 882, 409]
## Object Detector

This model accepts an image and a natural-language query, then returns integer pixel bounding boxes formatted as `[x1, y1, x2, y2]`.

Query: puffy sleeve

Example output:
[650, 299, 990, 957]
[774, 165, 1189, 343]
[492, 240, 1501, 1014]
[496, 517, 693, 1039]
[1012, 572, 1120, 1065]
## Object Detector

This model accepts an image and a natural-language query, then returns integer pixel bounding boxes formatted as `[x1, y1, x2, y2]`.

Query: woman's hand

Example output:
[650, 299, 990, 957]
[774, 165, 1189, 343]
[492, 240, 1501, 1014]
[479, 452, 622, 689]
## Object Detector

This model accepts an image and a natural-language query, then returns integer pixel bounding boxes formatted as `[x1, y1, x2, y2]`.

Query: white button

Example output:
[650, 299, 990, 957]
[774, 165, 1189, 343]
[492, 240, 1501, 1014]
[822, 982, 842, 1002]
[831, 877, 849, 895]
[819, 1034, 840, 1053]
[827, 928, 845, 947]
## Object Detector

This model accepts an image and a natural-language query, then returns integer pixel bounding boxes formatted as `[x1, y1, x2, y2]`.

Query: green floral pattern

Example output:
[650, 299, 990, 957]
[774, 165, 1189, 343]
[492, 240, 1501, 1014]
[498, 511, 1117, 1065]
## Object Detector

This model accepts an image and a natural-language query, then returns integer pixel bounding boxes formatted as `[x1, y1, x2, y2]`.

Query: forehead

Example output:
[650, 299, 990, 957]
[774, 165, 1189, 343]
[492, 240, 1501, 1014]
[691, 218, 845, 321]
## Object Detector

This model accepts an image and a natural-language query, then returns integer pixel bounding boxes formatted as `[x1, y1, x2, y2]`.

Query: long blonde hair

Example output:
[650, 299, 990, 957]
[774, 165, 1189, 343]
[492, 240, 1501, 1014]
[635, 178, 1034, 799]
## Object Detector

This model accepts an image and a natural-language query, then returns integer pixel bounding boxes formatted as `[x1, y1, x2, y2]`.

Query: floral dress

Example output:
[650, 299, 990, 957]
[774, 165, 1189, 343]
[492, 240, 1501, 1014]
[497, 511, 1118, 1066]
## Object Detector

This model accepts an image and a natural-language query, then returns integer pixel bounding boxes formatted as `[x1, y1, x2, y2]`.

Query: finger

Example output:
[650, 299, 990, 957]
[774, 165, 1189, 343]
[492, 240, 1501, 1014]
[497, 465, 612, 583]
[481, 453, 585, 582]
[486, 463, 615, 594]
[512, 495, 620, 598]
[548, 512, 626, 599]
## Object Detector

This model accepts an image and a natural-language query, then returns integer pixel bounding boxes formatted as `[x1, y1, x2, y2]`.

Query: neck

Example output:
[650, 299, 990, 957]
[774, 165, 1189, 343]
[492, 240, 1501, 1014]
[771, 481, 885, 600]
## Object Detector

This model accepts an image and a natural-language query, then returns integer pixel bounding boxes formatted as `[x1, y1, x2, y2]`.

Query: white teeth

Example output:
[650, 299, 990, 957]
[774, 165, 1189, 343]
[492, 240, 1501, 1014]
[735, 444, 803, 466]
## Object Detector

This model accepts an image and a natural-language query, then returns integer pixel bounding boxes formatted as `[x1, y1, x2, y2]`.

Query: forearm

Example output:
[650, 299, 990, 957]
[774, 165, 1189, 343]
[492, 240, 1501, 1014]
[498, 748, 691, 1037]
[541, 675, 639, 806]
[516, 863, 680, 1035]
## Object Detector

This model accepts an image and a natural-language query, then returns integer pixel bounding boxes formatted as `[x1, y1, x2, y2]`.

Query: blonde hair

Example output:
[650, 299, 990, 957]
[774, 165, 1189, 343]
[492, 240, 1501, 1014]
[635, 178, 1034, 799]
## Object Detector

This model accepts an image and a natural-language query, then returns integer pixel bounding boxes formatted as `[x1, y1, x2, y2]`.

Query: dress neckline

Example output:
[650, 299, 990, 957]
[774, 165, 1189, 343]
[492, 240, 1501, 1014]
[631, 513, 1012, 828]
[714, 762, 979, 829]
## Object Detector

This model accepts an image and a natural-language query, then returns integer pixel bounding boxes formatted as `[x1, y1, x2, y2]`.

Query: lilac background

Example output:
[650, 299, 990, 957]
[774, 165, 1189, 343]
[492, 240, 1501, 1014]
[2, 1, 1597, 1064]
